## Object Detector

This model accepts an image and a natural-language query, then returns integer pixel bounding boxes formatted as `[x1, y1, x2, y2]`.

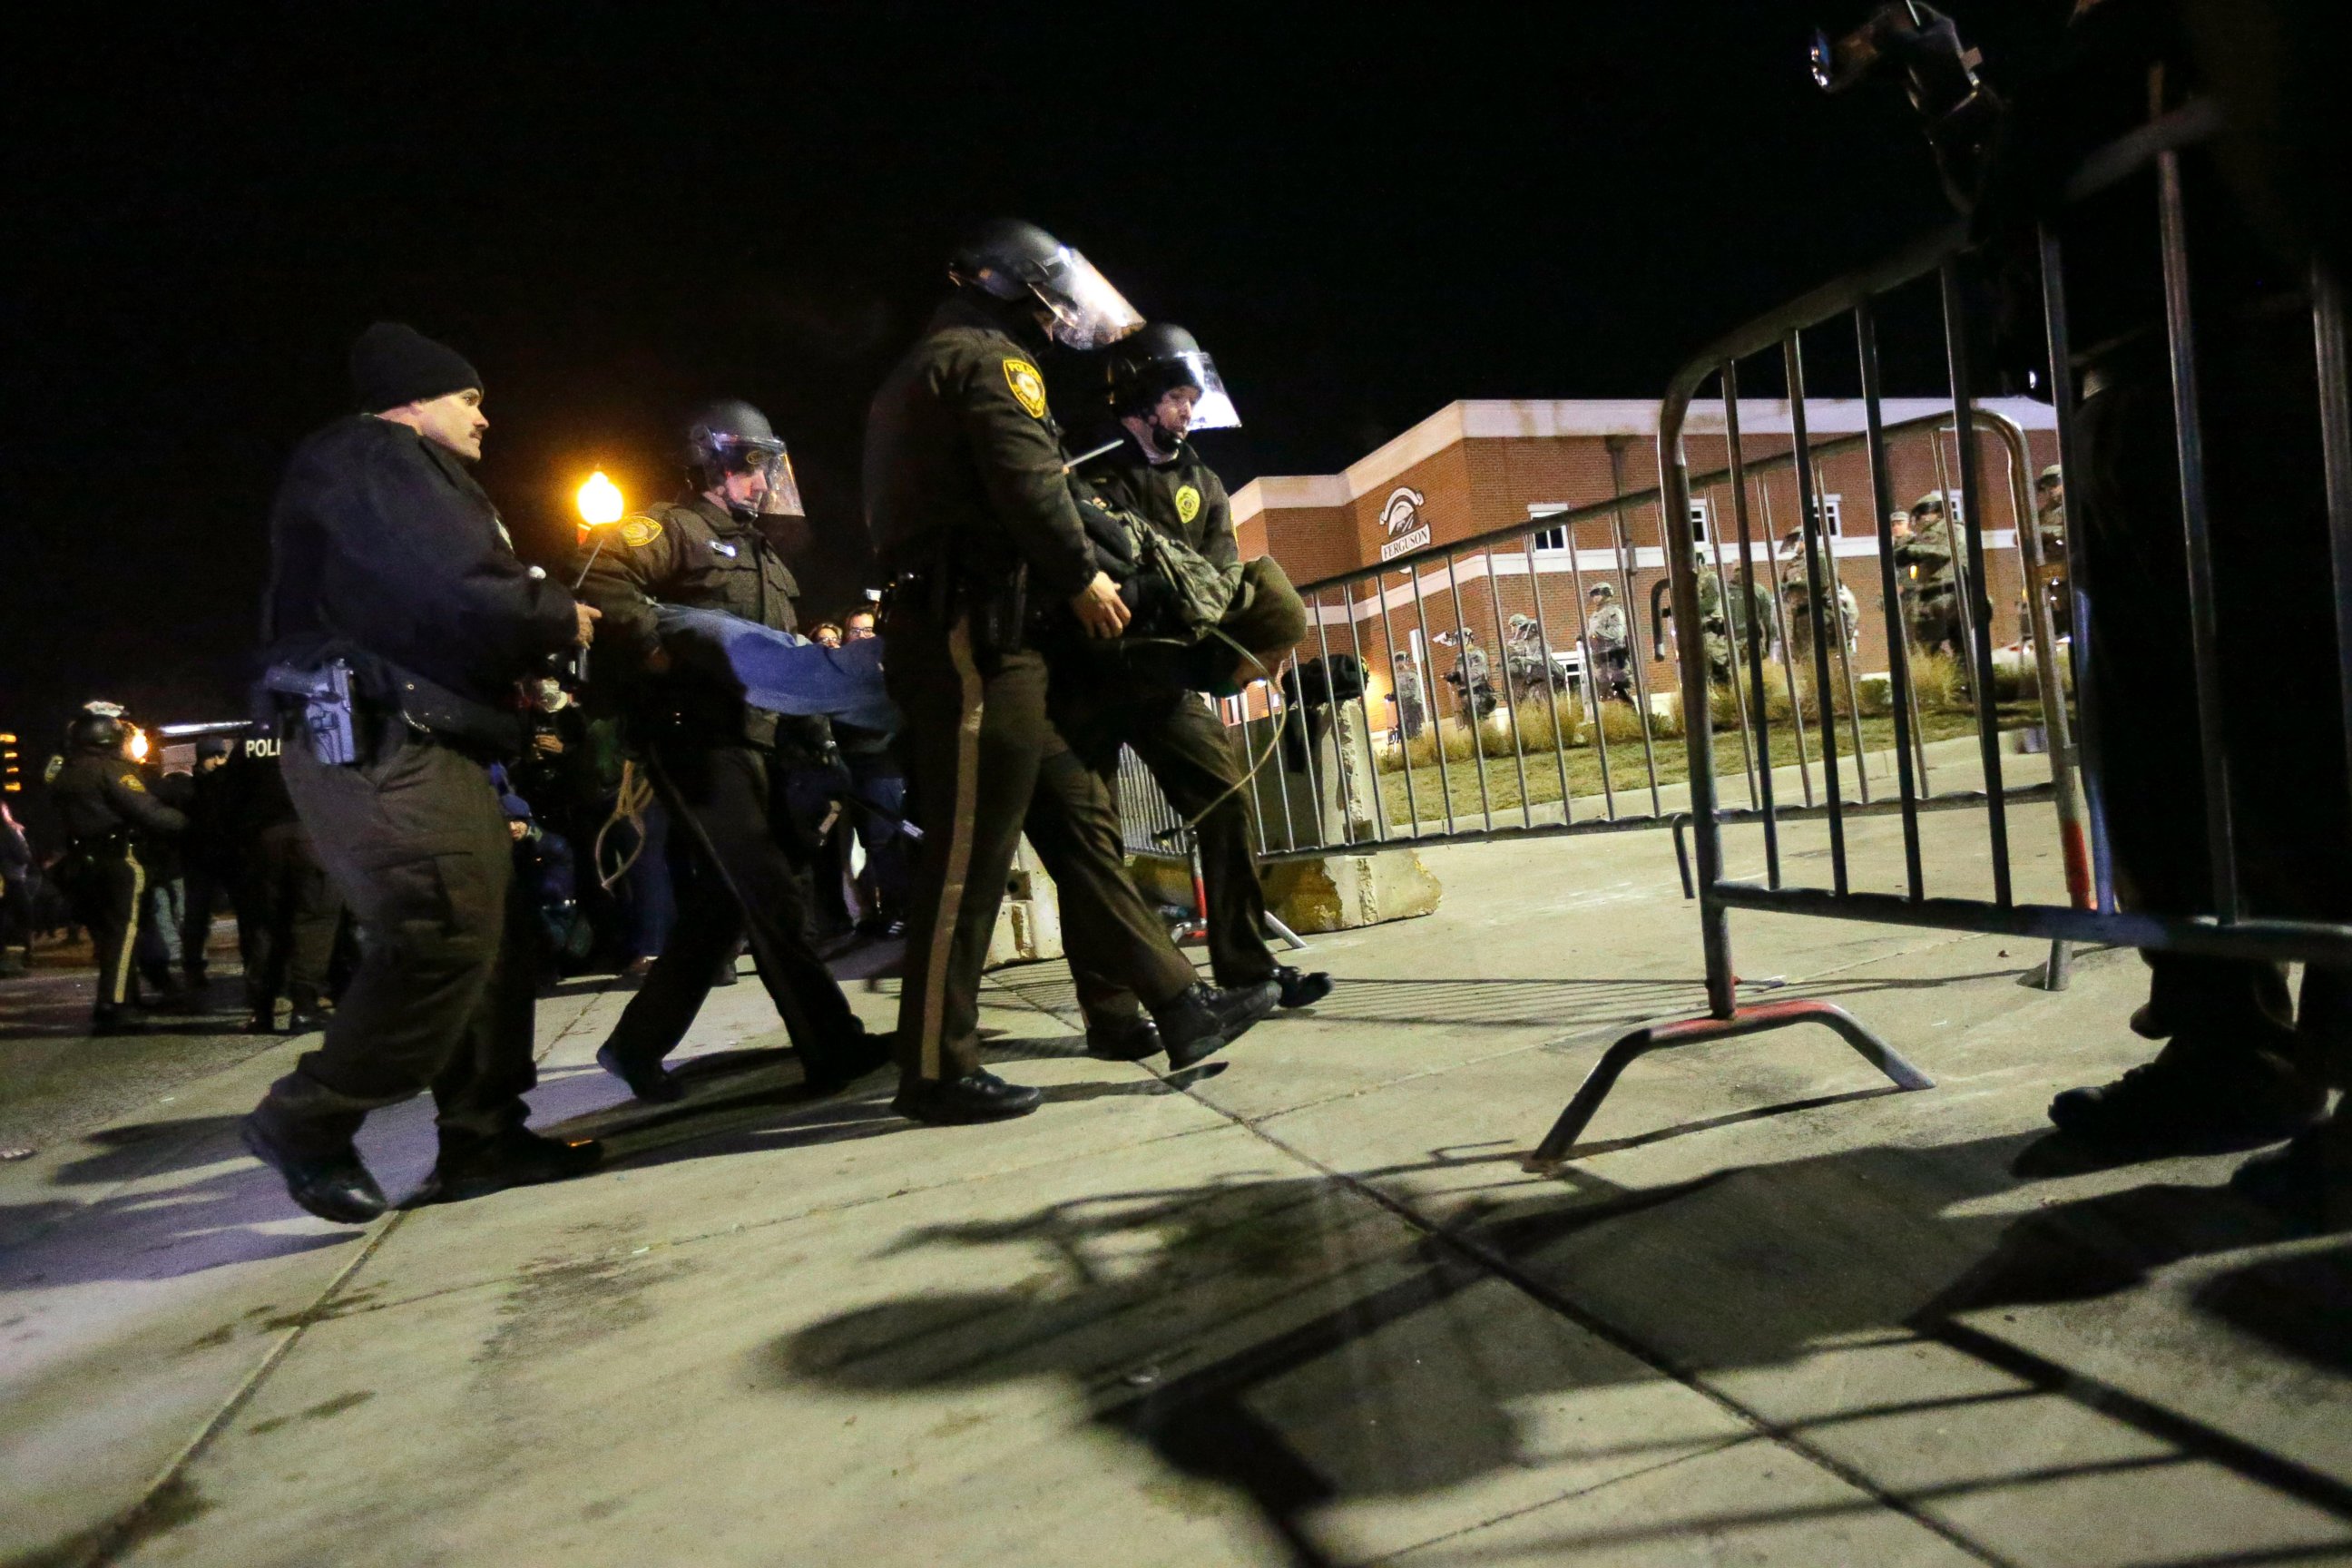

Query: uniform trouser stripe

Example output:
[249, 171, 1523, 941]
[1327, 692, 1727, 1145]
[917, 615, 986, 1082]
[112, 849, 145, 1006]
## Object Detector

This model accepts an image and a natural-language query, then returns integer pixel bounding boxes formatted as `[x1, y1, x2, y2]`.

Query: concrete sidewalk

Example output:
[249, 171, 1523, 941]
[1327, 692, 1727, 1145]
[4, 809, 2348, 1568]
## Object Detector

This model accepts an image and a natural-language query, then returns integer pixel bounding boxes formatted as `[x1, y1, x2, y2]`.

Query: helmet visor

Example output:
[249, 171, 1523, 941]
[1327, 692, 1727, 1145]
[718, 438, 805, 517]
[1032, 246, 1143, 351]
[1158, 350, 1240, 431]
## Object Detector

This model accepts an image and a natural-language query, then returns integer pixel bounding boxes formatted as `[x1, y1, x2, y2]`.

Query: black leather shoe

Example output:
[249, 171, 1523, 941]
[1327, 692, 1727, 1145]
[413, 1127, 603, 1206]
[1273, 965, 1333, 1010]
[892, 1070, 1044, 1124]
[1155, 980, 1281, 1072]
[1086, 1014, 1163, 1062]
[240, 1112, 387, 1225]
[597, 1043, 682, 1103]
[91, 1007, 147, 1036]
[803, 1028, 897, 1096]
[241, 1013, 278, 1036]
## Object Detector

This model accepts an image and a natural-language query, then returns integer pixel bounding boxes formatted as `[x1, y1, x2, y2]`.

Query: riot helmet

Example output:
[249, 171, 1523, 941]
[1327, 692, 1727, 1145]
[948, 219, 1142, 352]
[685, 399, 804, 521]
[1105, 323, 1240, 455]
[1910, 492, 1949, 519]
[67, 701, 129, 755]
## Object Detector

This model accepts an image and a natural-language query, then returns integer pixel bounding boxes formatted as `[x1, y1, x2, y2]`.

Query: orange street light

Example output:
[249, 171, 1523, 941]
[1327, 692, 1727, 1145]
[577, 470, 624, 526]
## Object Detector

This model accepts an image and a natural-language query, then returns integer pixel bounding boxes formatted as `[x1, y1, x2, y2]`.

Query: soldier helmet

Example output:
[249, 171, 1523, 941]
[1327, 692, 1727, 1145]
[2037, 465, 2063, 489]
[684, 399, 803, 520]
[67, 701, 129, 755]
[1507, 612, 1538, 633]
[1589, 582, 1616, 600]
[948, 219, 1142, 351]
[1910, 492, 1949, 517]
[1105, 322, 1240, 431]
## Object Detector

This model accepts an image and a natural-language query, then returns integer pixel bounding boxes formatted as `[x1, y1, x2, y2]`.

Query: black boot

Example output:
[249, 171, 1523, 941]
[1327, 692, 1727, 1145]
[597, 1042, 682, 1103]
[412, 1126, 603, 1206]
[240, 1108, 387, 1225]
[91, 1004, 146, 1036]
[802, 1026, 897, 1096]
[2048, 1035, 2327, 1156]
[1154, 980, 1281, 1072]
[1272, 965, 1333, 1010]
[892, 1070, 1044, 1125]
[2230, 1109, 2352, 1231]
[1085, 1014, 1163, 1062]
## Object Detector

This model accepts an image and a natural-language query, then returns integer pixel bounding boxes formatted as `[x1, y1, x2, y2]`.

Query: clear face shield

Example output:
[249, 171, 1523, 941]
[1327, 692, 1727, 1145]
[1157, 350, 1240, 432]
[720, 439, 806, 518]
[1031, 245, 1144, 351]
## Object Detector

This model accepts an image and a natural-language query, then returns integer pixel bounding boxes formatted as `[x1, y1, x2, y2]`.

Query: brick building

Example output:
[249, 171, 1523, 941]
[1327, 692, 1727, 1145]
[1229, 398, 2059, 723]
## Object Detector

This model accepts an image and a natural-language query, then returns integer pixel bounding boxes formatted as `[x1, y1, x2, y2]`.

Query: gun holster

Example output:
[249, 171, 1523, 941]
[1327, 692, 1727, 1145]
[263, 659, 359, 766]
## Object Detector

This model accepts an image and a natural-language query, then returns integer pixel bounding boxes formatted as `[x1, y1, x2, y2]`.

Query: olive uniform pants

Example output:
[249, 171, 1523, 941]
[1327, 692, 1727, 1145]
[599, 740, 867, 1076]
[259, 730, 538, 1156]
[1051, 667, 1278, 1027]
[887, 607, 1197, 1085]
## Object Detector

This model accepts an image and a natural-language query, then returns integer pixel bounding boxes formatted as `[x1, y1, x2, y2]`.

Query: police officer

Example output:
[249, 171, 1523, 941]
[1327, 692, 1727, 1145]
[1892, 492, 1967, 658]
[576, 400, 889, 1102]
[1584, 583, 1633, 703]
[864, 219, 1279, 1124]
[48, 701, 187, 1034]
[1051, 324, 1330, 1060]
[223, 725, 341, 1034]
[240, 321, 602, 1224]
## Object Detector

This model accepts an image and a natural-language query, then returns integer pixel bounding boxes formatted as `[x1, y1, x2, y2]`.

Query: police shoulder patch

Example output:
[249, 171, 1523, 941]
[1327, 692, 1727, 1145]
[1002, 358, 1048, 419]
[1174, 485, 1202, 524]
[618, 515, 663, 549]
[122, 772, 147, 793]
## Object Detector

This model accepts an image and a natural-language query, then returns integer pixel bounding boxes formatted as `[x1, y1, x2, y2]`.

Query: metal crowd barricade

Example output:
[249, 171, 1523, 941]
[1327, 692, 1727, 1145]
[1527, 105, 2352, 1167]
[1240, 410, 2063, 871]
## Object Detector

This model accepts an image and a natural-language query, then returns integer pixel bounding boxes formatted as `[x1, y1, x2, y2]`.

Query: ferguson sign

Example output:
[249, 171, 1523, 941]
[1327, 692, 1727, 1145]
[1377, 485, 1430, 562]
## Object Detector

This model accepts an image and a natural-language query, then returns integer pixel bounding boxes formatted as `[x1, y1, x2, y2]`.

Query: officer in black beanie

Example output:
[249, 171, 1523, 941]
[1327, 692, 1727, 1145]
[240, 322, 603, 1224]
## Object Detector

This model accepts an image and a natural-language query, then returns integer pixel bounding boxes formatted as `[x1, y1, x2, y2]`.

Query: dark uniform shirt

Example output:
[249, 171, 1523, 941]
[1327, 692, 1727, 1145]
[261, 415, 579, 748]
[1080, 432, 1237, 571]
[50, 753, 188, 844]
[574, 495, 811, 752]
[863, 297, 1096, 598]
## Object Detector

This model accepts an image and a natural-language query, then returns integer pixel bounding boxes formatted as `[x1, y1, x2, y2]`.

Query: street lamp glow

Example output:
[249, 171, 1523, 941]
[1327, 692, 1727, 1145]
[128, 727, 150, 763]
[577, 471, 624, 525]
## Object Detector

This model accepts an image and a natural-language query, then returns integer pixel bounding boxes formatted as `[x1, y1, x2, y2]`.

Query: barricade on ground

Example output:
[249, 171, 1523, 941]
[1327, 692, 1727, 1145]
[1521, 104, 2352, 1165]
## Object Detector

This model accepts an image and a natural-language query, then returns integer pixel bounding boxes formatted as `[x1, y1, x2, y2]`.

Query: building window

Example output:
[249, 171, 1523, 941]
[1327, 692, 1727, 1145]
[1689, 497, 1713, 544]
[1816, 493, 1844, 535]
[1531, 521, 1569, 552]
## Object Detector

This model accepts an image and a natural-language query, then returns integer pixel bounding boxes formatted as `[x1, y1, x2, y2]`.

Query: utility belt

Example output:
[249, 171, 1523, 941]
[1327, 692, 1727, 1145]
[264, 654, 521, 766]
[66, 828, 134, 857]
[883, 559, 1028, 666]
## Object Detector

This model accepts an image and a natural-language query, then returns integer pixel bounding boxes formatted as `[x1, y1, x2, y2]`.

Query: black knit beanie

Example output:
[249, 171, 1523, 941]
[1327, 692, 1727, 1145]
[349, 321, 483, 412]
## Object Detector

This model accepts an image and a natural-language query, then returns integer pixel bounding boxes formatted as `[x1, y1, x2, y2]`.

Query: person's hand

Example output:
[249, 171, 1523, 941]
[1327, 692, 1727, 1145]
[532, 733, 565, 757]
[1069, 572, 1131, 640]
[573, 603, 603, 646]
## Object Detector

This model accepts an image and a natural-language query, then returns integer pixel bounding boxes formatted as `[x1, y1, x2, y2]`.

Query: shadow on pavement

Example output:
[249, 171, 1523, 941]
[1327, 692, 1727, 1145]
[774, 1132, 2352, 1568]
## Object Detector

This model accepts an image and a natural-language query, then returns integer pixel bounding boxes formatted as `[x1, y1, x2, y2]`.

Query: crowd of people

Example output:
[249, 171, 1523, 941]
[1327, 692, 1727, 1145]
[21, 221, 1335, 1228]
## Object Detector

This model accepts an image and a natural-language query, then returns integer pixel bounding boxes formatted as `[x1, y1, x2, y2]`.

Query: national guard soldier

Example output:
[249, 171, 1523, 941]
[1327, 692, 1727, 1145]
[49, 701, 187, 1034]
[576, 400, 890, 1102]
[1892, 492, 1966, 657]
[1387, 652, 1426, 741]
[240, 322, 601, 1224]
[1051, 323, 1330, 1061]
[1776, 526, 1860, 667]
[1584, 583, 1633, 703]
[2033, 464, 2071, 640]
[1677, 546, 1774, 687]
[865, 219, 1280, 1125]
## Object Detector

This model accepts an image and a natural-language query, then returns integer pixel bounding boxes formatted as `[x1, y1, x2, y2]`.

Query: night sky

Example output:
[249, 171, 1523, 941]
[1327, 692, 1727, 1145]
[5, 3, 2051, 816]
